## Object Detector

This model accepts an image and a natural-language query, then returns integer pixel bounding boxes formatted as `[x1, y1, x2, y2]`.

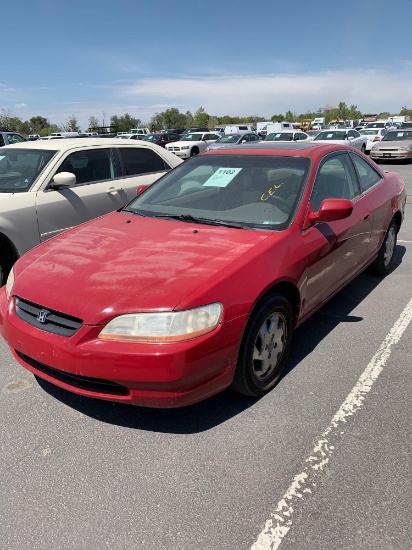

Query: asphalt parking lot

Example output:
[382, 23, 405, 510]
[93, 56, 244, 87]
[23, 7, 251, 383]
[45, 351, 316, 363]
[1, 160, 411, 550]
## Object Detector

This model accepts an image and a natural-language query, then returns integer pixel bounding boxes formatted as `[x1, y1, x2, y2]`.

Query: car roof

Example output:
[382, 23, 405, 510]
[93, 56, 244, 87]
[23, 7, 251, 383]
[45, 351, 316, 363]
[204, 142, 352, 157]
[3, 138, 163, 152]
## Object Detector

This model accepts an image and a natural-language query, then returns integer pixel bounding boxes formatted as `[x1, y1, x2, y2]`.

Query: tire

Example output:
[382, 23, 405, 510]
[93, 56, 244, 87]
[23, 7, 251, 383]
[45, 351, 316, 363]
[0, 247, 13, 287]
[370, 220, 397, 275]
[190, 147, 199, 157]
[361, 144, 366, 154]
[231, 294, 293, 397]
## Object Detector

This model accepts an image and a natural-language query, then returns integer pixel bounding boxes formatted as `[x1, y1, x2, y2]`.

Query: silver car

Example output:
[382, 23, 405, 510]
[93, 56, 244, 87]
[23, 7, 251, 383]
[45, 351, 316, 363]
[370, 129, 412, 163]
[0, 139, 182, 285]
[205, 132, 261, 151]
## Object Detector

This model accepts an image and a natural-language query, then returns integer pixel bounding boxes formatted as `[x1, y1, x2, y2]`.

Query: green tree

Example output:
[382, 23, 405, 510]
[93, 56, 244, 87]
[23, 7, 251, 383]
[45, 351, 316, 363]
[88, 116, 100, 130]
[110, 113, 142, 133]
[207, 115, 219, 129]
[399, 106, 412, 116]
[29, 116, 50, 133]
[149, 108, 187, 131]
[62, 115, 81, 132]
[271, 114, 285, 122]
[193, 106, 209, 127]
[285, 111, 295, 122]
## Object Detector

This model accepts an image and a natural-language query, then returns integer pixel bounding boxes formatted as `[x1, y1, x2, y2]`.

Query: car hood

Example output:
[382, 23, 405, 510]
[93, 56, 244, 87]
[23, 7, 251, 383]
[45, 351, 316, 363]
[373, 140, 412, 149]
[206, 142, 239, 150]
[13, 211, 271, 324]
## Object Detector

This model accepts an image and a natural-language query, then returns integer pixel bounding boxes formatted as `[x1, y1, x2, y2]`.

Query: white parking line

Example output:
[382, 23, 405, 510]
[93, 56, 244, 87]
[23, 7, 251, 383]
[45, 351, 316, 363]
[251, 296, 412, 550]
[398, 239, 411, 243]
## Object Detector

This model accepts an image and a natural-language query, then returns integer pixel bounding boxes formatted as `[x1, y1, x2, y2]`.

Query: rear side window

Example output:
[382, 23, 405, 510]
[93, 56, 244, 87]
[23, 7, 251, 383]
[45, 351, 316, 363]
[119, 147, 170, 176]
[350, 154, 382, 192]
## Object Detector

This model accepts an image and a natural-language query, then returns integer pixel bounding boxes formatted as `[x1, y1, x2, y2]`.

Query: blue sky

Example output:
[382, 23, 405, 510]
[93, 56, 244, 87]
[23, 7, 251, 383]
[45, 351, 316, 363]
[3, 0, 412, 130]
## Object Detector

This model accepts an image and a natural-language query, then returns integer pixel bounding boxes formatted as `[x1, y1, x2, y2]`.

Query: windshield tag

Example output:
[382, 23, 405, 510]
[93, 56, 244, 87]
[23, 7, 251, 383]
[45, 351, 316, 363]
[203, 167, 242, 188]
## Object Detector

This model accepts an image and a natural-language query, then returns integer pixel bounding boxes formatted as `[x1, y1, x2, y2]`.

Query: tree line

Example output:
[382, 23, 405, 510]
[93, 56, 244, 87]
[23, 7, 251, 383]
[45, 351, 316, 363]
[2, 104, 412, 136]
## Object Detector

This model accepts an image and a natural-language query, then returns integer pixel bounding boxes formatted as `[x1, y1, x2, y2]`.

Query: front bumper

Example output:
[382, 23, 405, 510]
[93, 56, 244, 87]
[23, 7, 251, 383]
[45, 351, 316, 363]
[370, 149, 412, 160]
[166, 148, 191, 159]
[0, 291, 245, 408]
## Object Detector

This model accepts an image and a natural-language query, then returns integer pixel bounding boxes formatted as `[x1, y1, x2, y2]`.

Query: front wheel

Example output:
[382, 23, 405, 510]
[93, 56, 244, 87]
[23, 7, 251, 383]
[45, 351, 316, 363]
[361, 144, 366, 154]
[370, 220, 397, 275]
[231, 294, 293, 397]
[190, 147, 199, 157]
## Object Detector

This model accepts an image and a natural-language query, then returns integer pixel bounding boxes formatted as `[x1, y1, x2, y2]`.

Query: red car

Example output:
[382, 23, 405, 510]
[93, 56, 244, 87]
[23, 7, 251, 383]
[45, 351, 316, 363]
[0, 143, 406, 408]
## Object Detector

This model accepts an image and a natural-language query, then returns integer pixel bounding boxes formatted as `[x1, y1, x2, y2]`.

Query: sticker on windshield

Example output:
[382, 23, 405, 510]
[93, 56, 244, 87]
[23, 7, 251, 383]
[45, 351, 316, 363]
[203, 168, 242, 188]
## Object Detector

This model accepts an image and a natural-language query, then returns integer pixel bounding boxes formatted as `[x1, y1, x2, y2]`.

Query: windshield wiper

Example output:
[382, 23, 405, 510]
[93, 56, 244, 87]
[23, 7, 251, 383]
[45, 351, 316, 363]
[121, 208, 147, 216]
[152, 213, 245, 229]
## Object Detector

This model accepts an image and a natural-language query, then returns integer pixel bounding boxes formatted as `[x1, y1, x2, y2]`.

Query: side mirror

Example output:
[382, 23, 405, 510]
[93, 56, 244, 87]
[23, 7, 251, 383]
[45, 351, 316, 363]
[51, 172, 76, 187]
[308, 198, 353, 224]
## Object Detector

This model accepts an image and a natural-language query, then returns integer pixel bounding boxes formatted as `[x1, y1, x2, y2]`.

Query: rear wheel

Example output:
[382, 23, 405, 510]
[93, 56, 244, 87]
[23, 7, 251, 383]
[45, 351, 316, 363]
[361, 144, 366, 154]
[231, 294, 293, 397]
[0, 248, 13, 287]
[370, 220, 397, 275]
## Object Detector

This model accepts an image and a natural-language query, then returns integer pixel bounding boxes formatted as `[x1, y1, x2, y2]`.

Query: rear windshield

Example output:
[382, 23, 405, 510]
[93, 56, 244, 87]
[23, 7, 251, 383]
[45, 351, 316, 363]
[0, 149, 56, 193]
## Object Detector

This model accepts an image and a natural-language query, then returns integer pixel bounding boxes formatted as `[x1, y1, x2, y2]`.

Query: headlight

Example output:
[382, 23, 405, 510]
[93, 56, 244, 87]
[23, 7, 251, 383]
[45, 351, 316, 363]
[181, 146, 189, 150]
[5, 268, 15, 299]
[98, 303, 223, 343]
[399, 146, 411, 151]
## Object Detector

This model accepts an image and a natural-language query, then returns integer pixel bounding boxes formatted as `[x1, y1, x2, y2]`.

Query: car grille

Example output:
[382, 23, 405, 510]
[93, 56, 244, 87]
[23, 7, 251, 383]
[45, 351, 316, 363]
[378, 147, 398, 151]
[169, 146, 180, 151]
[15, 296, 83, 337]
[15, 351, 129, 396]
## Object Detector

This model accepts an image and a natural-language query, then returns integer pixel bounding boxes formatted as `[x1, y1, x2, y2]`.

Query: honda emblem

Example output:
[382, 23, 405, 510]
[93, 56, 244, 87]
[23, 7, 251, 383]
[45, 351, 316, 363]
[37, 310, 49, 323]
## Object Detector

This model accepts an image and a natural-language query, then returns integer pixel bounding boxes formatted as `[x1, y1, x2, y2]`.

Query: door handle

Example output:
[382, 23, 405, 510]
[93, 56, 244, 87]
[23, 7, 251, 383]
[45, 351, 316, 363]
[107, 187, 124, 194]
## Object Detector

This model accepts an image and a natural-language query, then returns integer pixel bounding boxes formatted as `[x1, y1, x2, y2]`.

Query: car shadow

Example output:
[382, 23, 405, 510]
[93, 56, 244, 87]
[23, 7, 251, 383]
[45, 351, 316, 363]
[35, 245, 406, 434]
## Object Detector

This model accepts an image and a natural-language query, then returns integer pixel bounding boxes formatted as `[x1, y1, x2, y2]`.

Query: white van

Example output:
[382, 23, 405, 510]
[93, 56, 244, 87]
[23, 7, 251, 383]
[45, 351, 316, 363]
[224, 124, 256, 134]
[265, 122, 294, 134]
[50, 132, 80, 138]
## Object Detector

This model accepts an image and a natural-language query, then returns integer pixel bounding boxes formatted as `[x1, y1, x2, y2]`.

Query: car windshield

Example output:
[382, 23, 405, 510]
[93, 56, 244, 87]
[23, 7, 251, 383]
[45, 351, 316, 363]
[143, 134, 162, 141]
[382, 131, 412, 141]
[314, 131, 347, 140]
[122, 154, 310, 231]
[265, 133, 294, 141]
[0, 149, 56, 193]
[216, 135, 241, 143]
[180, 134, 203, 141]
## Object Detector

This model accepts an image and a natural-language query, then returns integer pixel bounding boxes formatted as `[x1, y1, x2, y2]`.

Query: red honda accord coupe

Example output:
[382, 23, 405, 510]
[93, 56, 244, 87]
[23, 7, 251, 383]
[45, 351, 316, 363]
[0, 143, 406, 408]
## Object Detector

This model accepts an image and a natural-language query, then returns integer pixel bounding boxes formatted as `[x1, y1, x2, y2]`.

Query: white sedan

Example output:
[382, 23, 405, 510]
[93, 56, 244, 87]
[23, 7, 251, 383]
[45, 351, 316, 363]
[312, 129, 368, 153]
[165, 132, 220, 158]
[0, 139, 182, 285]
[261, 130, 310, 142]
[359, 128, 387, 152]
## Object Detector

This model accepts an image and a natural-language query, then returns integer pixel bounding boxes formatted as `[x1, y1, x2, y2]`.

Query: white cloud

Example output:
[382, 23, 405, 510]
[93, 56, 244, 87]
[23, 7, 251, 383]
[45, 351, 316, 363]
[14, 103, 27, 109]
[118, 68, 412, 116]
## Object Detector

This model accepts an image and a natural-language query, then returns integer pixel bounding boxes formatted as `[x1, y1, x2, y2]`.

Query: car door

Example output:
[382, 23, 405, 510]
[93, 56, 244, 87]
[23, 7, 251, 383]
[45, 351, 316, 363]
[36, 147, 127, 241]
[347, 130, 363, 150]
[116, 146, 174, 201]
[349, 152, 389, 258]
[301, 152, 372, 317]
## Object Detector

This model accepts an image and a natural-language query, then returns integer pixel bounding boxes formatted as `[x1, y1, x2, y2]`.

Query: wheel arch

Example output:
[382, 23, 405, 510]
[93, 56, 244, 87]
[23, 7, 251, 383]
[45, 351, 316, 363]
[251, 280, 301, 327]
[392, 210, 402, 232]
[0, 232, 19, 282]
